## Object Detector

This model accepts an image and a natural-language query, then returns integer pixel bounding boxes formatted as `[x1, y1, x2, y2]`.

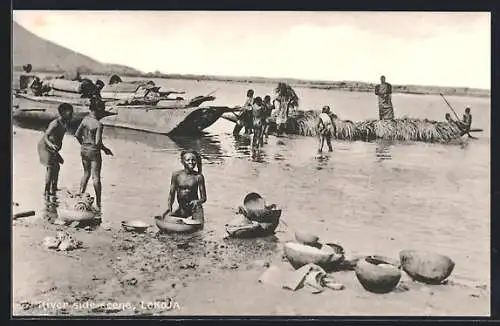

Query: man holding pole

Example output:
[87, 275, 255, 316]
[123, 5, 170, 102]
[374, 75, 395, 120]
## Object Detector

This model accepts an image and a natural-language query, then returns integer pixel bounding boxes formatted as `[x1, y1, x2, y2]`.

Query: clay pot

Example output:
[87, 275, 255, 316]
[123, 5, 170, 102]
[355, 256, 401, 294]
[319, 243, 346, 271]
[283, 242, 336, 270]
[295, 231, 320, 247]
[399, 250, 455, 284]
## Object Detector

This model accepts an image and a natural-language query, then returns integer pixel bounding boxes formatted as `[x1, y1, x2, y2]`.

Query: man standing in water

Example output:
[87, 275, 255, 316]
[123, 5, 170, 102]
[251, 97, 266, 149]
[74, 97, 113, 211]
[233, 89, 254, 135]
[317, 106, 334, 153]
[374, 75, 395, 120]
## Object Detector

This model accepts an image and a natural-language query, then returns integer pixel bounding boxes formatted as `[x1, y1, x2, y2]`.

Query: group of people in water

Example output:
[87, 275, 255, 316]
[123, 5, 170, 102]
[38, 97, 206, 223]
[36, 73, 474, 220]
[232, 89, 279, 149]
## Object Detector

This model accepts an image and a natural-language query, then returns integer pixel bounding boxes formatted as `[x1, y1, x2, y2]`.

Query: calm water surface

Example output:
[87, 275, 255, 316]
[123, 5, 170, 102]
[12, 79, 490, 287]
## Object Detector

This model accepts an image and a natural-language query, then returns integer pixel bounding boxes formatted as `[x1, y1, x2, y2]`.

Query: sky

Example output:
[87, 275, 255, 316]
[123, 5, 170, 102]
[13, 11, 491, 89]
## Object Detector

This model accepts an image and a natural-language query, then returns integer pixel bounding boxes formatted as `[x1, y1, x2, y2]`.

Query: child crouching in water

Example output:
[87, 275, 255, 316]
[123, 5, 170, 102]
[161, 150, 207, 226]
[37, 103, 74, 196]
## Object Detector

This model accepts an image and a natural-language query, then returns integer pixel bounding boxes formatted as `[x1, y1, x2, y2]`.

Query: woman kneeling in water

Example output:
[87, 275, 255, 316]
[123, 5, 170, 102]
[161, 150, 207, 225]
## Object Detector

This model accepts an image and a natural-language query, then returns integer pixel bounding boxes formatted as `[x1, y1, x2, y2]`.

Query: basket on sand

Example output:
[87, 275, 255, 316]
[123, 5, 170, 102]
[399, 249, 455, 284]
[354, 256, 402, 294]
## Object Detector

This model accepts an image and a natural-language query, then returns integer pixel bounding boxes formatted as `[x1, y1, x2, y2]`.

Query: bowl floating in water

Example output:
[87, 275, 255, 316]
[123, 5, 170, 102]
[121, 220, 150, 233]
[355, 256, 402, 294]
[283, 242, 343, 270]
[399, 249, 455, 284]
[295, 231, 320, 247]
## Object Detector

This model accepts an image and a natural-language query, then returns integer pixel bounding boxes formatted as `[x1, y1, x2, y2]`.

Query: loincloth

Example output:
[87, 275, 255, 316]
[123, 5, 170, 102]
[80, 144, 101, 162]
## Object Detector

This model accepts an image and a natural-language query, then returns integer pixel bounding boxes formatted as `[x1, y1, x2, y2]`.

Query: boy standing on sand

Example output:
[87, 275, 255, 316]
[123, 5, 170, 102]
[74, 98, 113, 211]
[37, 103, 74, 196]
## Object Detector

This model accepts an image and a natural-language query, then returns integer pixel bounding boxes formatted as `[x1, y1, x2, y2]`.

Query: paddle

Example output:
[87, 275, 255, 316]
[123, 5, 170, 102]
[439, 93, 477, 139]
[205, 88, 219, 97]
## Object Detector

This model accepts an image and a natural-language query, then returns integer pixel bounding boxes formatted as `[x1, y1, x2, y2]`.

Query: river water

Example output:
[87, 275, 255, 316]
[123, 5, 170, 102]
[12, 78, 490, 289]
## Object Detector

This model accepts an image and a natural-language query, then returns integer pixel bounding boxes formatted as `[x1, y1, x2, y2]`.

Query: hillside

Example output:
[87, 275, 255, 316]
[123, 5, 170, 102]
[12, 22, 489, 98]
[12, 21, 142, 76]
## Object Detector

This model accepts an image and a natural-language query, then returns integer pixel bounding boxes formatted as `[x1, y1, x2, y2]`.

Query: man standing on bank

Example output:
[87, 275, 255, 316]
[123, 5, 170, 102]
[374, 75, 395, 120]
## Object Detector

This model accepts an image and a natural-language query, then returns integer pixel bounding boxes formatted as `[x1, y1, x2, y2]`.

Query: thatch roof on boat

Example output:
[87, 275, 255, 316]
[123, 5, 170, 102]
[288, 111, 464, 143]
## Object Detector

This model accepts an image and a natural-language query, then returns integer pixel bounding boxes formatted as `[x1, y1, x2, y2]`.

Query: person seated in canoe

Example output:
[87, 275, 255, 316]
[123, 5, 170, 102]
[37, 103, 74, 196]
[317, 106, 335, 153]
[75, 98, 114, 211]
[462, 107, 472, 131]
[94, 80, 105, 99]
[445, 113, 466, 131]
[161, 150, 207, 225]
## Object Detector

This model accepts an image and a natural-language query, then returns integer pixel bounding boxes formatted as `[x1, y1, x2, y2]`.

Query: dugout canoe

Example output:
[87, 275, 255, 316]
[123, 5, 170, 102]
[13, 92, 235, 135]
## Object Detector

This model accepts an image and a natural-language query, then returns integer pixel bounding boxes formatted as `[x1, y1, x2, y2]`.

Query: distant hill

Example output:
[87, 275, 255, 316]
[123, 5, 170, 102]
[12, 21, 142, 76]
[12, 22, 489, 98]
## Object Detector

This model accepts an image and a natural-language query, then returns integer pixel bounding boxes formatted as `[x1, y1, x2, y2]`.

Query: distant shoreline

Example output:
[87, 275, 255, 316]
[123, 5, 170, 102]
[13, 66, 490, 98]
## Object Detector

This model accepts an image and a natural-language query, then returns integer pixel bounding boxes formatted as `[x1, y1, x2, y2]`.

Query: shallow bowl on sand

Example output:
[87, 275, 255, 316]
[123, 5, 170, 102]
[399, 249, 455, 284]
[155, 216, 202, 233]
[283, 242, 337, 270]
[355, 256, 401, 294]
[121, 220, 150, 233]
[57, 208, 96, 222]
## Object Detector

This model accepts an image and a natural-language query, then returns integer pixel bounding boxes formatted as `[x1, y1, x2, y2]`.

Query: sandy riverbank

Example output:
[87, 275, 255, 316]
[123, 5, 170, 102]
[12, 214, 489, 317]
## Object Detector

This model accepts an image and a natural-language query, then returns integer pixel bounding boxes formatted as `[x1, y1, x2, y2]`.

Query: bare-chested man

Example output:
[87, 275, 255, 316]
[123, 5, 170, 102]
[74, 98, 113, 210]
[161, 150, 207, 225]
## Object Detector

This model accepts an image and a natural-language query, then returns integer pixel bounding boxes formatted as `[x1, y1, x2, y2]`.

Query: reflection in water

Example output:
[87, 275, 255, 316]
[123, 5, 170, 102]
[251, 148, 267, 163]
[315, 153, 330, 170]
[375, 140, 393, 162]
[103, 128, 226, 164]
[232, 135, 252, 157]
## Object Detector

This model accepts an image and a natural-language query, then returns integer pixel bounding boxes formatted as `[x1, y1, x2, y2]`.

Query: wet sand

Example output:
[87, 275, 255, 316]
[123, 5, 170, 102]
[13, 214, 489, 316]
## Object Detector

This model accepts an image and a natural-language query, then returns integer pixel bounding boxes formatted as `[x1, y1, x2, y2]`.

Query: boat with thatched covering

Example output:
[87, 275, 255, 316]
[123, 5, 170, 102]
[13, 85, 236, 135]
[223, 109, 482, 143]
